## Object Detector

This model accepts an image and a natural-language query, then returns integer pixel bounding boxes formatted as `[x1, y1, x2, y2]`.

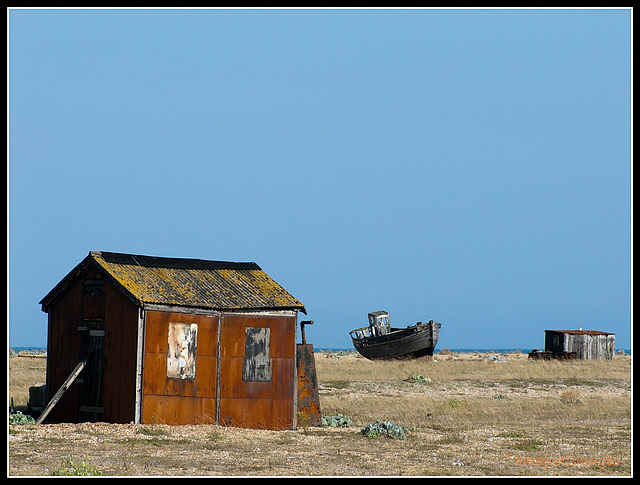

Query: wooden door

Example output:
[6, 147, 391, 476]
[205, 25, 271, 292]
[77, 275, 106, 422]
[77, 318, 105, 421]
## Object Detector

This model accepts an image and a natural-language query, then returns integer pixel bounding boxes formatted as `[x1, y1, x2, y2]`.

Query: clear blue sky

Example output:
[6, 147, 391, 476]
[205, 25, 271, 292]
[9, 8, 632, 350]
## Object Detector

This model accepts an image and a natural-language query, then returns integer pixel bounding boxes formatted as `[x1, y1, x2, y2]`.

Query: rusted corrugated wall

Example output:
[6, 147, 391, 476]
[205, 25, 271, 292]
[218, 313, 297, 430]
[141, 310, 297, 429]
[141, 310, 220, 425]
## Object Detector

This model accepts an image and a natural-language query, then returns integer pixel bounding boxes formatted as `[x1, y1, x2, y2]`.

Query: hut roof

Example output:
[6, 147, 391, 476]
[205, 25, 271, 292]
[545, 329, 614, 336]
[40, 251, 306, 314]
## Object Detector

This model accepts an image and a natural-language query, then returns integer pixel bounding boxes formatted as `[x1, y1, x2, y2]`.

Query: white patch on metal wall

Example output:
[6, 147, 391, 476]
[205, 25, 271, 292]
[167, 322, 197, 379]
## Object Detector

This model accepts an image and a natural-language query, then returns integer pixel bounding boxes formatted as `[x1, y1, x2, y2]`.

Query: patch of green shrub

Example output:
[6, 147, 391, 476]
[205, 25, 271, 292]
[321, 414, 353, 427]
[49, 457, 103, 476]
[407, 374, 432, 383]
[360, 420, 407, 440]
[9, 411, 35, 425]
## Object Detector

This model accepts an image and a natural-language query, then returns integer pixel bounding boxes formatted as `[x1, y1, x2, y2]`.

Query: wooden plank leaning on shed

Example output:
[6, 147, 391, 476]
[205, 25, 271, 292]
[35, 356, 89, 425]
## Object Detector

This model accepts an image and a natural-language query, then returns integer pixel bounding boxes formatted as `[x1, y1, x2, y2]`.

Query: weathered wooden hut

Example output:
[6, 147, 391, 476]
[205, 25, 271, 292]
[544, 329, 615, 360]
[39, 251, 306, 429]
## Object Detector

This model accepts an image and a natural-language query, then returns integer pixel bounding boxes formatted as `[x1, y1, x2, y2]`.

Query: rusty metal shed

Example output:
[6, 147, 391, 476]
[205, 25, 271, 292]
[39, 251, 307, 429]
[544, 329, 615, 360]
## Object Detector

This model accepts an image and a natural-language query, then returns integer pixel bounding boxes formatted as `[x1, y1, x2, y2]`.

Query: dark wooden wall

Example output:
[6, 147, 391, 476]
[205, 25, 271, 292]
[45, 266, 139, 423]
[103, 276, 139, 422]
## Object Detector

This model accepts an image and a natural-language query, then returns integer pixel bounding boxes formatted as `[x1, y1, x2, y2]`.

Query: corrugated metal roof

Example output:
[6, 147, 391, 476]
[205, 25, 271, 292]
[546, 329, 614, 336]
[41, 251, 306, 313]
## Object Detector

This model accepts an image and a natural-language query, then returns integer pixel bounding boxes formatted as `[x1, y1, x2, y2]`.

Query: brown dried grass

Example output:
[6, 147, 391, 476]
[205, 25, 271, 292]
[316, 352, 631, 429]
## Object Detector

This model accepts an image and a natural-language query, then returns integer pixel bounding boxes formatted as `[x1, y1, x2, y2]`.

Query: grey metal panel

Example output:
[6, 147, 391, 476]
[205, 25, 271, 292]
[243, 327, 272, 382]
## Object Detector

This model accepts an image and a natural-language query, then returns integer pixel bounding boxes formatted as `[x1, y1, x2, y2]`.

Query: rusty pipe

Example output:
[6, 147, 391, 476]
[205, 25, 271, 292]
[300, 320, 314, 345]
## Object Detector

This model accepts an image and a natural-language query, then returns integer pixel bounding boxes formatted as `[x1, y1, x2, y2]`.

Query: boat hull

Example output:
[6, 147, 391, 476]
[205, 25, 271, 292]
[350, 321, 441, 360]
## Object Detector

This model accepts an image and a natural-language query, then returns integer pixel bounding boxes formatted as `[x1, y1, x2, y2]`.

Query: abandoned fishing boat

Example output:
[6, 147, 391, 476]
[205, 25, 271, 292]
[349, 311, 441, 360]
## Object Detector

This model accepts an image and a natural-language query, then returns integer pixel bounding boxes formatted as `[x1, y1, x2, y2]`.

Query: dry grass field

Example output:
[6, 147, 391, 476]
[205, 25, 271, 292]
[8, 349, 632, 476]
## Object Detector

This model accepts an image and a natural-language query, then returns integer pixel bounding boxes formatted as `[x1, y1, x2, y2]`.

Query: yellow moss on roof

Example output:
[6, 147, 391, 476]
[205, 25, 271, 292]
[90, 251, 305, 311]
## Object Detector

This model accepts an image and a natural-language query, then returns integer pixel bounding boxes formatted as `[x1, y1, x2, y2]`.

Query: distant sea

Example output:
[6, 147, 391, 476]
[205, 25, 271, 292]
[316, 347, 632, 355]
[10, 347, 47, 353]
[10, 346, 631, 355]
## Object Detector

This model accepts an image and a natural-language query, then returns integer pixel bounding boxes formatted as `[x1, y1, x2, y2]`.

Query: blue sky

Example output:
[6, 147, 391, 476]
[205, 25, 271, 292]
[9, 8, 631, 350]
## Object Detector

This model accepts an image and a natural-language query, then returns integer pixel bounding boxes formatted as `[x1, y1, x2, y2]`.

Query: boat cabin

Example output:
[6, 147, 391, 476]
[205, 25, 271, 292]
[368, 311, 391, 337]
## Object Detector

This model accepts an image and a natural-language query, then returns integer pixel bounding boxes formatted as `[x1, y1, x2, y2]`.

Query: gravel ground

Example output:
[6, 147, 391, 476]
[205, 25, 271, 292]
[9, 376, 631, 477]
[9, 352, 631, 476]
